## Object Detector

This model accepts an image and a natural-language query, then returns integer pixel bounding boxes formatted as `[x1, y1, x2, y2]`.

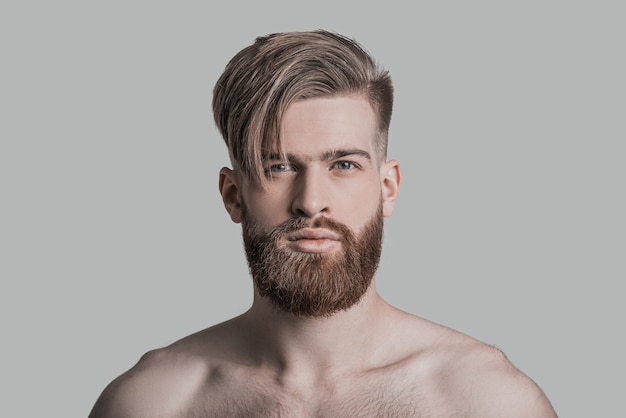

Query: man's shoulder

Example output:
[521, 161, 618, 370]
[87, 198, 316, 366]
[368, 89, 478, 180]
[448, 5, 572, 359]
[88, 321, 241, 418]
[459, 344, 557, 417]
[88, 346, 210, 418]
[412, 323, 556, 417]
[387, 314, 556, 417]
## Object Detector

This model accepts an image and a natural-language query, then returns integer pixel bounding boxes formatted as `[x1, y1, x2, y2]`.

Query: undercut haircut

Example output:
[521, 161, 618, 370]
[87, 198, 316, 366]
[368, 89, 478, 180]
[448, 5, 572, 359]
[212, 30, 393, 182]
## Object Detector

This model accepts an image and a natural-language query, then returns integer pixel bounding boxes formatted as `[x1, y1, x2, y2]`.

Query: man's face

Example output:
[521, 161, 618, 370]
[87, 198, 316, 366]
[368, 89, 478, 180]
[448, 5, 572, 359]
[223, 96, 400, 316]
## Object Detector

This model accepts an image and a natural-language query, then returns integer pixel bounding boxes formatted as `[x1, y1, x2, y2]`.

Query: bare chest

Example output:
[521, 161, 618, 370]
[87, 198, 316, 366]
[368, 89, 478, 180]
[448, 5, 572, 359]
[185, 370, 458, 418]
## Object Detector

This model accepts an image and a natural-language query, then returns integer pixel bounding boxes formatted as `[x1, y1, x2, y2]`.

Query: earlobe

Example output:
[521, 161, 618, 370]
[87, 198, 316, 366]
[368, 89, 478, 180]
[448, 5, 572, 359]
[380, 160, 401, 218]
[219, 167, 242, 223]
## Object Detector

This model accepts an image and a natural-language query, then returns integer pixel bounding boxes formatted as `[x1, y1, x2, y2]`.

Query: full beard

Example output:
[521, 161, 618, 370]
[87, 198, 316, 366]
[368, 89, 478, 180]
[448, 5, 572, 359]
[242, 204, 384, 317]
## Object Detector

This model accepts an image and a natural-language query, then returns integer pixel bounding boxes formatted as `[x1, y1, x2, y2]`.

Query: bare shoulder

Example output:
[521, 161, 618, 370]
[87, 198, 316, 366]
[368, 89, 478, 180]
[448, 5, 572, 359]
[88, 319, 242, 418]
[406, 318, 557, 417]
[88, 347, 209, 418]
[453, 342, 556, 416]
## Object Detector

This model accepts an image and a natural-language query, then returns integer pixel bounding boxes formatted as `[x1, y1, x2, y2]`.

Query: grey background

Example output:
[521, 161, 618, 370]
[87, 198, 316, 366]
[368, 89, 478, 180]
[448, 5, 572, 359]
[2, 1, 624, 417]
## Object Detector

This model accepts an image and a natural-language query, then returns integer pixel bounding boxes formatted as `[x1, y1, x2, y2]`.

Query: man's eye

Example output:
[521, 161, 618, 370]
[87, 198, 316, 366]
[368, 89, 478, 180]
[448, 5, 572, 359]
[333, 161, 356, 170]
[267, 163, 293, 173]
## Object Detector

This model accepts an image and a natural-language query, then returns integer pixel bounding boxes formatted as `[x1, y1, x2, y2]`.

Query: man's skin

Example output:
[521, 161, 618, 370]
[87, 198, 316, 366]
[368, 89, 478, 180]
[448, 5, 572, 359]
[89, 96, 557, 417]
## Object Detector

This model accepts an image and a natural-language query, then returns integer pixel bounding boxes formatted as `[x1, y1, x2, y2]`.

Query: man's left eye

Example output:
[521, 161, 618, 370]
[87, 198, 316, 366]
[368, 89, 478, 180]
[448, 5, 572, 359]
[333, 161, 356, 170]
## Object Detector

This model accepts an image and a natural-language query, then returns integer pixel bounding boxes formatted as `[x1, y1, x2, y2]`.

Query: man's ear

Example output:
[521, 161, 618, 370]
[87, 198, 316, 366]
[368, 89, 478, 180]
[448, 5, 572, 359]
[380, 160, 401, 218]
[219, 167, 242, 223]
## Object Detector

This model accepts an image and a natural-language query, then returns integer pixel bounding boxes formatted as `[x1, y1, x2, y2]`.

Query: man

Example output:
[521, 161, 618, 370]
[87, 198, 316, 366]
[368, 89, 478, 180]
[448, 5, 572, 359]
[89, 30, 557, 417]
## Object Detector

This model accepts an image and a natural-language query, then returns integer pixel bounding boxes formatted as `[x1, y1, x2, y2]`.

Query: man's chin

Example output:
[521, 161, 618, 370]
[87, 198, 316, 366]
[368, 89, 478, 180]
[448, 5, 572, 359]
[243, 204, 384, 317]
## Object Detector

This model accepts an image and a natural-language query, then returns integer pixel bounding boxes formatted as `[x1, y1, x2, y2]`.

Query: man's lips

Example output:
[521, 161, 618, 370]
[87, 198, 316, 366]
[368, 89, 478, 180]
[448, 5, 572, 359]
[287, 228, 342, 241]
[286, 228, 342, 253]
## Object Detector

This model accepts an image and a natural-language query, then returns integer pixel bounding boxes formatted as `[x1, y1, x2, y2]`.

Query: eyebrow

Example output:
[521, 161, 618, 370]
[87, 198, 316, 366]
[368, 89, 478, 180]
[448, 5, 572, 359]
[321, 148, 372, 161]
[263, 148, 372, 163]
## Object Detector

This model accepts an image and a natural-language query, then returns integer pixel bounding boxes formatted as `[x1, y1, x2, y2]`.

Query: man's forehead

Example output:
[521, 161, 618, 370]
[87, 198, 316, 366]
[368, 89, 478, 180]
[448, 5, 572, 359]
[281, 96, 376, 128]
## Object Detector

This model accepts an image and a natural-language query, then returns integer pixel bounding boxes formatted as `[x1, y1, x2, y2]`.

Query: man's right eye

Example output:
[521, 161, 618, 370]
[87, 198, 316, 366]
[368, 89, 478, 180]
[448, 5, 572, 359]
[265, 163, 293, 173]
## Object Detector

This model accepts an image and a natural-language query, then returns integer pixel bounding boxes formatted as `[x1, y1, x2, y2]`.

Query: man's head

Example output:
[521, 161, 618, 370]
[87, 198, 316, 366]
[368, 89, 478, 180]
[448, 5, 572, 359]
[214, 31, 401, 316]
[212, 30, 394, 183]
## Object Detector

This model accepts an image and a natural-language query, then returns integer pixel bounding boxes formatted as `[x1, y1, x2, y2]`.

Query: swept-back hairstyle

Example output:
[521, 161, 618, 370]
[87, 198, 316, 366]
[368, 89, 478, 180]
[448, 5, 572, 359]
[212, 30, 393, 182]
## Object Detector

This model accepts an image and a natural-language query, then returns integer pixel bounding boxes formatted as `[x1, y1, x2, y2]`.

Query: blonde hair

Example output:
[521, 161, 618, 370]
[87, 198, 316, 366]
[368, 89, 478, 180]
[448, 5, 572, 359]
[212, 30, 393, 181]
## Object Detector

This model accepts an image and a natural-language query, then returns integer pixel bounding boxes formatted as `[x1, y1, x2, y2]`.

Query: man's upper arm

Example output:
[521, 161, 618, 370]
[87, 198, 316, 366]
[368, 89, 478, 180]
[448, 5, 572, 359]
[480, 374, 558, 417]
[472, 346, 558, 417]
[88, 350, 168, 418]
[89, 348, 211, 418]
[88, 374, 132, 418]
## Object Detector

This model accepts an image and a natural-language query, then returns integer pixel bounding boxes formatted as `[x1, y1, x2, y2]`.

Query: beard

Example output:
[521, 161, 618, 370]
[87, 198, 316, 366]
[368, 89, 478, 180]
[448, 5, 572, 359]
[241, 204, 384, 317]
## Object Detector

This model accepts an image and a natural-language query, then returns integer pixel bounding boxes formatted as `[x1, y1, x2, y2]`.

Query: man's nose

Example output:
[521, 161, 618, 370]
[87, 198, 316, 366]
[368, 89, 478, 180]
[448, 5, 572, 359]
[291, 168, 330, 218]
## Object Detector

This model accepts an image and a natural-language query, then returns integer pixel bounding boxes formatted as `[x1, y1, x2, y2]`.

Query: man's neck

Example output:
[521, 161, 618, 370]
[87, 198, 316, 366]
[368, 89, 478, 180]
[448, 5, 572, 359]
[239, 283, 400, 383]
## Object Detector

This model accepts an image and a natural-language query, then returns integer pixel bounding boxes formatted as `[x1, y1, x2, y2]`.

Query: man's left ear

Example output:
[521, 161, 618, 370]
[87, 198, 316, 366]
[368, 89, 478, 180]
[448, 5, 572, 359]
[380, 160, 401, 218]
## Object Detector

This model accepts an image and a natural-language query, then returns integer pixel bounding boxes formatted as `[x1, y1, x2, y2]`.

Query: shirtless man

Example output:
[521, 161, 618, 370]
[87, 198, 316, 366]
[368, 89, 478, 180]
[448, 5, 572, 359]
[89, 30, 557, 417]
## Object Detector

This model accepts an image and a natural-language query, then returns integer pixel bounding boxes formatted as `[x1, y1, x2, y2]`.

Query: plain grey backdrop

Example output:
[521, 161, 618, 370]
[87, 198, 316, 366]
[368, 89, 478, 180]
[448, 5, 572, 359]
[2, 1, 624, 417]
